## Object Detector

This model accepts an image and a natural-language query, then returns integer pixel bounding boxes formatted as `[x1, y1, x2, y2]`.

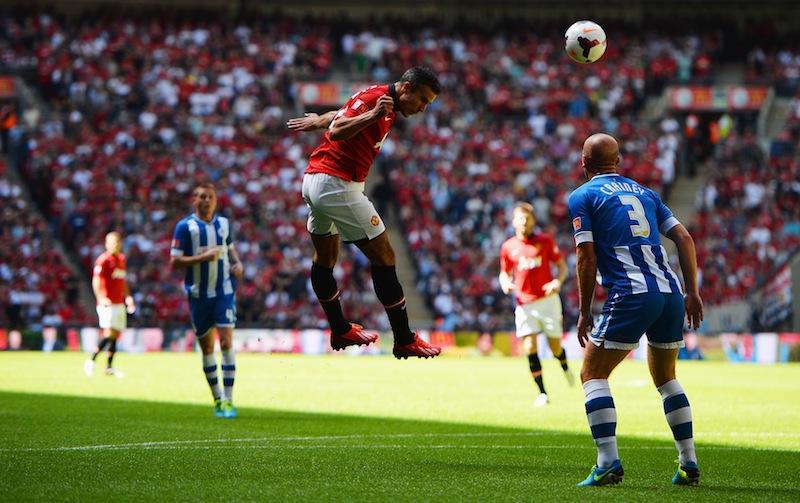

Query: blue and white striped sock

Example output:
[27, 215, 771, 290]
[658, 379, 697, 466]
[202, 354, 222, 401]
[583, 379, 619, 468]
[221, 349, 236, 403]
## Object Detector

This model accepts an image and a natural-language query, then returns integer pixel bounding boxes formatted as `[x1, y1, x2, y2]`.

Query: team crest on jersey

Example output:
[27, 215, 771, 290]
[370, 215, 380, 226]
[352, 99, 368, 114]
[572, 217, 582, 231]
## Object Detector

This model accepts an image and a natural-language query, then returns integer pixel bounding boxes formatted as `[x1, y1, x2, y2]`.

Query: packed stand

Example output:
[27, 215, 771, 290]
[0, 157, 86, 330]
[692, 109, 800, 306]
[744, 24, 800, 96]
[6, 11, 779, 332]
[5, 12, 386, 330]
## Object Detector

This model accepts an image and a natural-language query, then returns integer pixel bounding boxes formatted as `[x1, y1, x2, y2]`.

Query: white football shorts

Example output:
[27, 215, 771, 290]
[97, 304, 127, 331]
[302, 173, 386, 242]
[514, 293, 564, 339]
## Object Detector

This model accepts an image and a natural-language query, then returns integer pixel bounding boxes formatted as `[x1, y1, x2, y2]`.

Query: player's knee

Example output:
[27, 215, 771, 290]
[580, 361, 605, 383]
[312, 253, 337, 269]
[651, 369, 676, 387]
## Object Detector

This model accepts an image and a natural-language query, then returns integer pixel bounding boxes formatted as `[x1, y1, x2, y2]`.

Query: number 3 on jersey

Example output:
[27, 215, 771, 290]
[618, 195, 650, 238]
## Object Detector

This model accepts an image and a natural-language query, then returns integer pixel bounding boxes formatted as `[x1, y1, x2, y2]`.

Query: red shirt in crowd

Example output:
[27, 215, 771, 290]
[305, 84, 396, 183]
[500, 233, 562, 305]
[93, 252, 127, 304]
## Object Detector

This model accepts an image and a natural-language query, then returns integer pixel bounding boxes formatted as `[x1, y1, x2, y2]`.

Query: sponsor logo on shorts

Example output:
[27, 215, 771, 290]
[370, 215, 380, 226]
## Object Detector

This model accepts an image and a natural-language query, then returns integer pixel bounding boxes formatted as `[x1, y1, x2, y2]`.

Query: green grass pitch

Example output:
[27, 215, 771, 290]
[1, 352, 799, 502]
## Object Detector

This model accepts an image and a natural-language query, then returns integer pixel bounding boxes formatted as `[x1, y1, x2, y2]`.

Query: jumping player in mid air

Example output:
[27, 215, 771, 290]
[287, 66, 442, 359]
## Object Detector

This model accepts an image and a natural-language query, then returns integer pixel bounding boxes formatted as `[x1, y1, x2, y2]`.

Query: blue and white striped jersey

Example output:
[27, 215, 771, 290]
[170, 214, 236, 299]
[567, 174, 683, 297]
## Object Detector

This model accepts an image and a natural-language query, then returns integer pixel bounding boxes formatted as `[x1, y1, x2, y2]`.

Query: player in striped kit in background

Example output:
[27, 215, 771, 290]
[568, 133, 703, 487]
[170, 182, 244, 419]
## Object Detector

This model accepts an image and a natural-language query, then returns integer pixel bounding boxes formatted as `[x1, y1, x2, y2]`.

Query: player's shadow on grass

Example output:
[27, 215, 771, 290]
[2, 391, 799, 503]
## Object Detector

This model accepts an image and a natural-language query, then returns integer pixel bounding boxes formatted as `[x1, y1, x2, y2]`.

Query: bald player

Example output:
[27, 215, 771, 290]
[568, 133, 703, 487]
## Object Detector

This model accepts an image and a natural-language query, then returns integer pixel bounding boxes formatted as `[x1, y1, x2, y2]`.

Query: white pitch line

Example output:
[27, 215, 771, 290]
[2, 431, 799, 454]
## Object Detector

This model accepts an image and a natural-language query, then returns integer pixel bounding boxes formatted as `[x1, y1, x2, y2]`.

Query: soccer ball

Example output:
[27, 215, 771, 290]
[565, 20, 607, 64]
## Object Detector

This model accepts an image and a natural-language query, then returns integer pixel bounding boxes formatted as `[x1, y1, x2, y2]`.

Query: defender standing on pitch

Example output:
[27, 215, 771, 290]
[499, 203, 574, 407]
[287, 67, 442, 359]
[568, 133, 703, 487]
[85, 231, 135, 377]
[171, 183, 244, 418]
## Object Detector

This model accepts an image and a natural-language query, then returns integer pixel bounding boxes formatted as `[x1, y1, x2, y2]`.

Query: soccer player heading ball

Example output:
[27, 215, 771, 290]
[287, 67, 442, 359]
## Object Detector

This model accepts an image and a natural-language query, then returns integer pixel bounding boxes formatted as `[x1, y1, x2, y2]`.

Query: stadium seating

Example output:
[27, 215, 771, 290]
[691, 100, 800, 304]
[0, 157, 86, 329]
[3, 11, 795, 331]
[7, 13, 385, 329]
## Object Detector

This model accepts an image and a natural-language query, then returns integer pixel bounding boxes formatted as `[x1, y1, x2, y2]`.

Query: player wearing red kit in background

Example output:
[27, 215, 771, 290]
[85, 231, 135, 377]
[287, 67, 441, 358]
[499, 203, 574, 406]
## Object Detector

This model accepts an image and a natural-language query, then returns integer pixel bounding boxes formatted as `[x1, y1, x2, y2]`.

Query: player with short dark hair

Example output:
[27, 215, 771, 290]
[287, 66, 442, 359]
[85, 231, 135, 378]
[499, 202, 574, 407]
[170, 182, 244, 418]
[568, 133, 703, 487]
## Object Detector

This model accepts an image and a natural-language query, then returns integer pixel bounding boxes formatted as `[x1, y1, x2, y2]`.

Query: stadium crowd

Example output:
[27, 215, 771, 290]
[0, 157, 85, 329]
[691, 97, 800, 305]
[1, 11, 796, 331]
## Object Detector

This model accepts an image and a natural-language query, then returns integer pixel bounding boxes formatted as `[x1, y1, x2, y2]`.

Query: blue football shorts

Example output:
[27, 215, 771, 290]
[189, 294, 236, 337]
[589, 292, 685, 350]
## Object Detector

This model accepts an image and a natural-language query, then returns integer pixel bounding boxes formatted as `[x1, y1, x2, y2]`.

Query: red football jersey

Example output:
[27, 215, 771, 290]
[305, 84, 396, 183]
[93, 252, 127, 304]
[500, 233, 562, 305]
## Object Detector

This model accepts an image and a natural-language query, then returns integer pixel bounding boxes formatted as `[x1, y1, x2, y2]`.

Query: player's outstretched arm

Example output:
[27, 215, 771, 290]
[666, 224, 704, 329]
[286, 111, 338, 132]
[575, 242, 598, 347]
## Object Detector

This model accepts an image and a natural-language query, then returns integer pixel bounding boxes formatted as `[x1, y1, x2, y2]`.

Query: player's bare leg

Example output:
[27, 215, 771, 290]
[523, 335, 548, 405]
[546, 336, 575, 386]
[648, 346, 699, 485]
[577, 343, 629, 486]
[198, 329, 225, 417]
[217, 326, 237, 418]
[311, 233, 378, 350]
[356, 231, 440, 359]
